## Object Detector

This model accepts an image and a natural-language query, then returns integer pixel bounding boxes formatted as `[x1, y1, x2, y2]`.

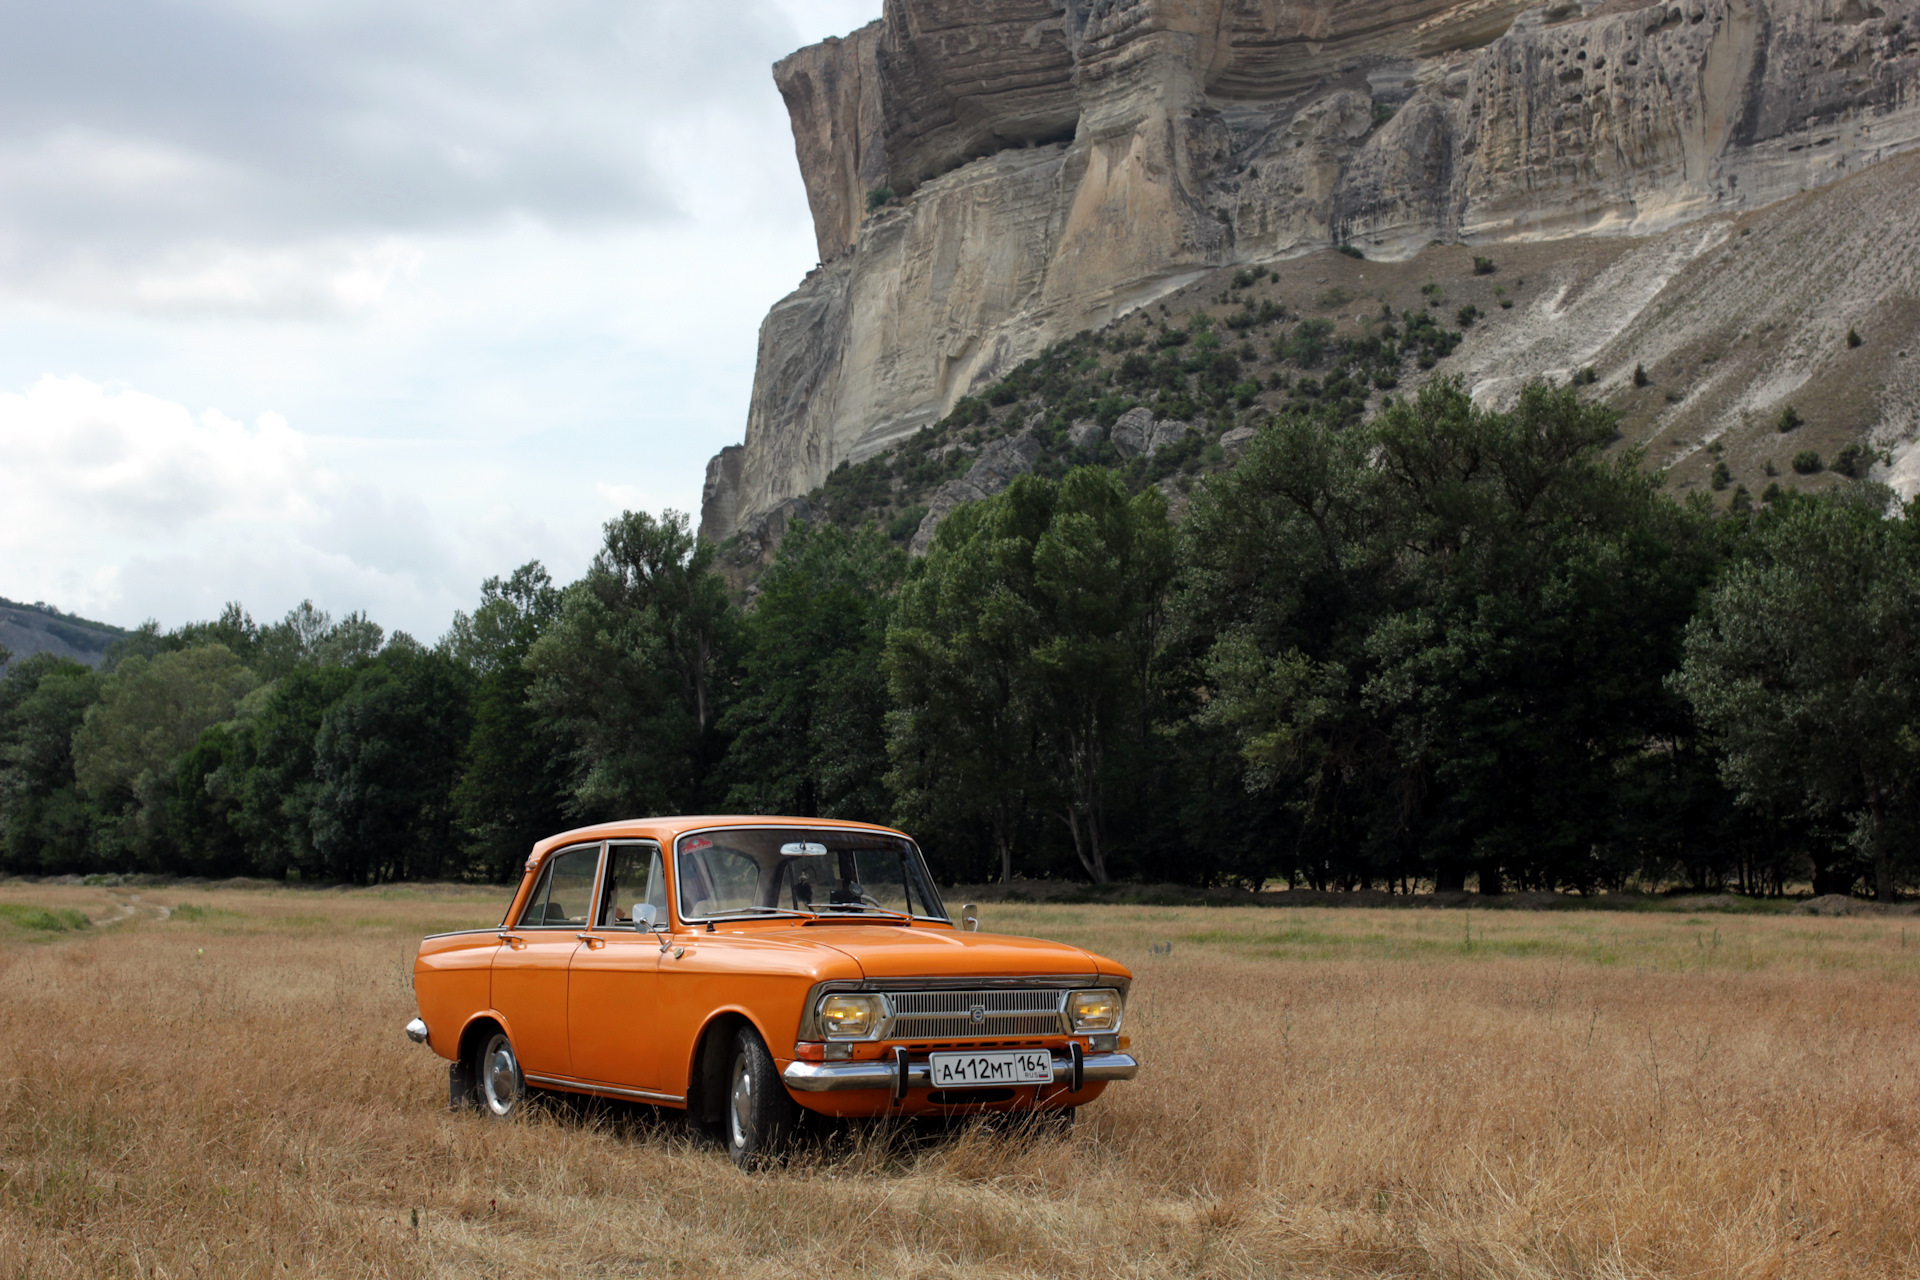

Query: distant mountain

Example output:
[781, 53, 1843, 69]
[0, 599, 126, 670]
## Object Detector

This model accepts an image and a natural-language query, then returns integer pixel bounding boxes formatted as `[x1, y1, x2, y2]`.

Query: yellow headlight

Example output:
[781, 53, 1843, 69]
[1066, 989, 1122, 1033]
[818, 993, 883, 1039]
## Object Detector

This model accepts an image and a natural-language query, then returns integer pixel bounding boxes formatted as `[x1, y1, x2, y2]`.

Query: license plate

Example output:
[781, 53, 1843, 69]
[927, 1049, 1054, 1087]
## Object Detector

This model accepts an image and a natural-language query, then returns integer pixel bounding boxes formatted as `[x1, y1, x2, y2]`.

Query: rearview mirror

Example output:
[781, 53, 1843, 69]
[961, 903, 979, 932]
[780, 842, 830, 857]
[634, 903, 658, 929]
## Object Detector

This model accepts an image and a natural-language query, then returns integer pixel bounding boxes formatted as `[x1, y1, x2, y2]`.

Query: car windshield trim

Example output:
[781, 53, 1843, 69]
[672, 824, 949, 925]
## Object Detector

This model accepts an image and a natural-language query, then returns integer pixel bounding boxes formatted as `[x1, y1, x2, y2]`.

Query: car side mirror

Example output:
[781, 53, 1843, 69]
[961, 903, 979, 932]
[634, 903, 658, 930]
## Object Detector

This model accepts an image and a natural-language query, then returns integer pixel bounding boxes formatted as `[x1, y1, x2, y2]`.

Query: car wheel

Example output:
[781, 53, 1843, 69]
[475, 1030, 524, 1119]
[725, 1025, 795, 1170]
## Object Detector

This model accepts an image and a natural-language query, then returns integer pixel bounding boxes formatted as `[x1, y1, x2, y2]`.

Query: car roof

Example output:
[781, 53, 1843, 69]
[527, 815, 912, 864]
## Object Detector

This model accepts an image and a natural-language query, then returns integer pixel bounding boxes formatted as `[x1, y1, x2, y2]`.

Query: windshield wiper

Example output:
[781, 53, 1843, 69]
[810, 903, 913, 920]
[703, 907, 818, 920]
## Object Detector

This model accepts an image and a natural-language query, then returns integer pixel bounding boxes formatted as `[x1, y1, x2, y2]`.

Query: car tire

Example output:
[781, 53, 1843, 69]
[725, 1025, 795, 1170]
[474, 1029, 524, 1120]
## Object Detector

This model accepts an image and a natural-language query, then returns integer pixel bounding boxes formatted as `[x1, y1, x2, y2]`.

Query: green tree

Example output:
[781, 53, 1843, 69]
[887, 470, 1174, 883]
[309, 638, 474, 882]
[887, 487, 1051, 883]
[1181, 380, 1721, 893]
[445, 563, 571, 881]
[1025, 469, 1176, 883]
[169, 721, 257, 877]
[719, 522, 904, 820]
[239, 663, 362, 877]
[529, 510, 737, 818]
[0, 654, 104, 872]
[1675, 488, 1920, 901]
[71, 646, 258, 867]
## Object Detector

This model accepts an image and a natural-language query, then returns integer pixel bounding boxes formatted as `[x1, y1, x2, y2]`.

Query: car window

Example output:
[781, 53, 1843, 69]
[597, 843, 665, 928]
[677, 840, 765, 918]
[519, 843, 600, 928]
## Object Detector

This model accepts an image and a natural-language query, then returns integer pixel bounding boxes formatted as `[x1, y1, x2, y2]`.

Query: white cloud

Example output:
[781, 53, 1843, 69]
[0, 373, 593, 637]
[0, 0, 886, 637]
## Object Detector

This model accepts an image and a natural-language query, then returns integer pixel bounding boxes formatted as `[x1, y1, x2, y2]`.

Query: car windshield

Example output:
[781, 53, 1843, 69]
[675, 827, 946, 922]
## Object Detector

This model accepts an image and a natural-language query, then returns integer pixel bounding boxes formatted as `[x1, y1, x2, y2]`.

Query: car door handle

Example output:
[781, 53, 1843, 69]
[496, 932, 525, 949]
[575, 933, 606, 948]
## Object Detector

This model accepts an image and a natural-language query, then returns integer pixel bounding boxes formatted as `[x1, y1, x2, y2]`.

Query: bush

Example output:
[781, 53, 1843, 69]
[1337, 244, 1365, 260]
[1232, 269, 1257, 289]
[1831, 443, 1875, 479]
[865, 186, 895, 211]
[1847, 327, 1864, 349]
[1729, 485, 1753, 514]
[1473, 256, 1497, 275]
[1573, 367, 1598, 386]
[1762, 482, 1783, 504]
[886, 505, 930, 543]
[1633, 363, 1651, 387]
[1710, 461, 1732, 491]
[1777, 405, 1803, 433]
[1315, 286, 1354, 310]
[1456, 305, 1482, 328]
[1791, 450, 1823, 475]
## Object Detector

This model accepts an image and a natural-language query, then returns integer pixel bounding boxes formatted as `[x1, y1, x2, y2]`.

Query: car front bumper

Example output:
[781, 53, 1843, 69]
[782, 1048, 1137, 1093]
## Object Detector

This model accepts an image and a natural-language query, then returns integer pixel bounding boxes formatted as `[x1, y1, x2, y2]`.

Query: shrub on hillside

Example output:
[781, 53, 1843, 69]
[1792, 450, 1823, 475]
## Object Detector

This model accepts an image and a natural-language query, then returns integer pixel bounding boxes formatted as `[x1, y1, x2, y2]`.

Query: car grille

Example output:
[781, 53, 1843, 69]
[885, 989, 1066, 1040]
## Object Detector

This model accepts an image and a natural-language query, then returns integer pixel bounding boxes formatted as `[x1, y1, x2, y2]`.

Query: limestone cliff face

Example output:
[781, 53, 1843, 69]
[703, 0, 1920, 543]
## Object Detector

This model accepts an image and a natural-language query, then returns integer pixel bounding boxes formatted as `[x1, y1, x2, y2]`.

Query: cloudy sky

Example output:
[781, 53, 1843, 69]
[0, 0, 879, 641]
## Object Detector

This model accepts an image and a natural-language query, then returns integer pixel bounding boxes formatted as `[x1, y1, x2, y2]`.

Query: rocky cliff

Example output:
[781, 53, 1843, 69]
[703, 0, 1920, 544]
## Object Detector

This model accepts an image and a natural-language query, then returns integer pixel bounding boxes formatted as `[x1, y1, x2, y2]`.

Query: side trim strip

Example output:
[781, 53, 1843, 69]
[523, 1072, 686, 1106]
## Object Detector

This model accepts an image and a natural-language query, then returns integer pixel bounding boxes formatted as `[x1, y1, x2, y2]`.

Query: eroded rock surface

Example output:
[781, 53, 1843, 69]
[703, 0, 1920, 544]
[908, 430, 1045, 554]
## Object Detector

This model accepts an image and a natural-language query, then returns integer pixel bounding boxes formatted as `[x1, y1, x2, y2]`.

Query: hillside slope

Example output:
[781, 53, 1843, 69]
[0, 600, 125, 670]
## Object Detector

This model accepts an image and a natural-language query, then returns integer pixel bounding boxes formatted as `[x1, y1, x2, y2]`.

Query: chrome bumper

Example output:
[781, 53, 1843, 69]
[404, 1017, 430, 1045]
[782, 1049, 1138, 1093]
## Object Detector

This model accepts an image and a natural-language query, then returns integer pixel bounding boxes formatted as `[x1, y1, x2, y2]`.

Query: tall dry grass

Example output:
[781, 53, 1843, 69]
[0, 884, 1913, 1278]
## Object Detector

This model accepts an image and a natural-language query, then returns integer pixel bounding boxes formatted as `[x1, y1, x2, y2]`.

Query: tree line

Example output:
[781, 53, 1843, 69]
[4, 380, 1917, 897]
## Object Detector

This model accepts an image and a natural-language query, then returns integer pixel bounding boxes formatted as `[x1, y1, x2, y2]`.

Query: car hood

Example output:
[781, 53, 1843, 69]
[753, 925, 1102, 981]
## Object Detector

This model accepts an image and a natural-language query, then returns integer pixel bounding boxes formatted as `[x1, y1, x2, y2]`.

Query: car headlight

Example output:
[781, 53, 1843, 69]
[817, 993, 885, 1039]
[1066, 988, 1122, 1033]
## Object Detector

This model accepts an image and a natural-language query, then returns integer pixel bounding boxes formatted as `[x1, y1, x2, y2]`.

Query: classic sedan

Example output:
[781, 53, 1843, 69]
[406, 817, 1138, 1166]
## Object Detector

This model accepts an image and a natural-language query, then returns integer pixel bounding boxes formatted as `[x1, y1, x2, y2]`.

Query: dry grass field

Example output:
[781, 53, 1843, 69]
[0, 883, 1914, 1279]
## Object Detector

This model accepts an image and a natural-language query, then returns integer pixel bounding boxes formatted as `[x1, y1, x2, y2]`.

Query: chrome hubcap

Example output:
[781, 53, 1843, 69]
[729, 1054, 753, 1150]
[481, 1035, 518, 1116]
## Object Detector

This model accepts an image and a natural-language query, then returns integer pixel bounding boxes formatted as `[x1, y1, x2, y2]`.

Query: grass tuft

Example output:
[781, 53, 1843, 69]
[0, 903, 90, 931]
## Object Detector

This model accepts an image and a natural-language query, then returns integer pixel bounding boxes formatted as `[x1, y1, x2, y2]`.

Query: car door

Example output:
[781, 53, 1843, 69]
[491, 841, 601, 1078]
[567, 841, 668, 1093]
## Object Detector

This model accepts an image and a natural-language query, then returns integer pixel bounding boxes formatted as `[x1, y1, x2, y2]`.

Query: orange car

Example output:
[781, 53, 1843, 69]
[406, 816, 1138, 1166]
